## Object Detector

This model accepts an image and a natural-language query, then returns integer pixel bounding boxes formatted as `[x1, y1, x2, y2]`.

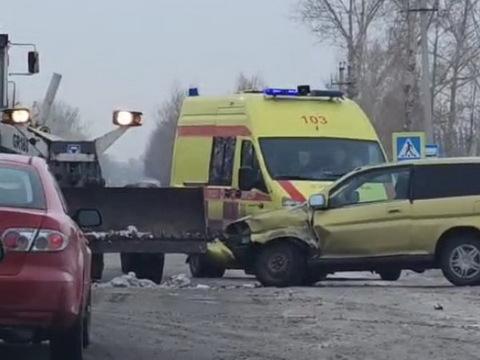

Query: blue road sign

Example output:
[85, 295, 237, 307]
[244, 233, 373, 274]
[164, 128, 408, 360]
[392, 132, 425, 162]
[425, 144, 440, 158]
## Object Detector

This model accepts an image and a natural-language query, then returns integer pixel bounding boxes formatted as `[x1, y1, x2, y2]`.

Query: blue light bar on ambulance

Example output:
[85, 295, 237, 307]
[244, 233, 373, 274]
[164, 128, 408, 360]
[188, 88, 199, 97]
[263, 88, 299, 97]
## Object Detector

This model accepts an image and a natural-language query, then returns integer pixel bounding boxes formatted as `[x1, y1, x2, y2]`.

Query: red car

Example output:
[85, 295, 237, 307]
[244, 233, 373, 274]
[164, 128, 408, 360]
[0, 154, 99, 360]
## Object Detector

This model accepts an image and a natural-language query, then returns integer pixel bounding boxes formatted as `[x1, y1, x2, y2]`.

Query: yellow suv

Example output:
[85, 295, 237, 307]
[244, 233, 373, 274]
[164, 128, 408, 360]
[224, 158, 480, 287]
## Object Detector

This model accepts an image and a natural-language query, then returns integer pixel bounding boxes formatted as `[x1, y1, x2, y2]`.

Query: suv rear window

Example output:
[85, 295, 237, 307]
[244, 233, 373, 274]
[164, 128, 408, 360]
[0, 166, 46, 209]
[413, 163, 480, 200]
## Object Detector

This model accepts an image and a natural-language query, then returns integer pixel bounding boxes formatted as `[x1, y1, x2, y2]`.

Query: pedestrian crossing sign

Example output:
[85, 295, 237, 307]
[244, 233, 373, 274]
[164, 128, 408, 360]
[392, 132, 425, 162]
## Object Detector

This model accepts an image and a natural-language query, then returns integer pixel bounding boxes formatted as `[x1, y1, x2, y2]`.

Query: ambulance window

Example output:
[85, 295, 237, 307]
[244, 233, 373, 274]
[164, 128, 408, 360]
[209, 137, 236, 186]
[241, 140, 267, 193]
[241, 141, 260, 170]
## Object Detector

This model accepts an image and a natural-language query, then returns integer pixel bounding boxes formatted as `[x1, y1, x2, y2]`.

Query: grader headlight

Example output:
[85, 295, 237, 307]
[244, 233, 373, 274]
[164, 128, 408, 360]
[2, 108, 31, 125]
[113, 110, 143, 127]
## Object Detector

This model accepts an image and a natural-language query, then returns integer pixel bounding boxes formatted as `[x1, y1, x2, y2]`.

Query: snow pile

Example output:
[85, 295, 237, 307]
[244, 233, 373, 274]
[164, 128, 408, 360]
[87, 225, 153, 241]
[95, 273, 210, 289]
[96, 272, 157, 288]
[159, 273, 193, 289]
[95, 272, 260, 290]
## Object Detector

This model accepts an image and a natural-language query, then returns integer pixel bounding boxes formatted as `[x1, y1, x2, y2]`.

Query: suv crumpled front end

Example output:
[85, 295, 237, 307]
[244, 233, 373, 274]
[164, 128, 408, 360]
[223, 204, 319, 270]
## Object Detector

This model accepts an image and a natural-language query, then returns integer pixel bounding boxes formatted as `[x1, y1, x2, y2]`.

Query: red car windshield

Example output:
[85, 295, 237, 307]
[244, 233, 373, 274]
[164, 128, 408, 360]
[0, 165, 46, 209]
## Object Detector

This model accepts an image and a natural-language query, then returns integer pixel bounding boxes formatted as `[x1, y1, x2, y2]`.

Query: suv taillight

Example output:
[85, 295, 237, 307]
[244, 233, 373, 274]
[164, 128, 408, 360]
[1, 228, 68, 252]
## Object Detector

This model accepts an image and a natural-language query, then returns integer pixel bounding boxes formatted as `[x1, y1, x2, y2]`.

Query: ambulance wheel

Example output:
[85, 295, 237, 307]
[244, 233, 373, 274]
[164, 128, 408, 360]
[91, 254, 104, 281]
[188, 254, 226, 278]
[130, 253, 165, 284]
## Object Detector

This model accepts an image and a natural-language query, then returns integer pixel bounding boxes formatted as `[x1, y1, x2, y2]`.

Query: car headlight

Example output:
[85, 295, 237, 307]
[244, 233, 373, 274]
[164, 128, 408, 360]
[113, 110, 143, 127]
[2, 108, 31, 124]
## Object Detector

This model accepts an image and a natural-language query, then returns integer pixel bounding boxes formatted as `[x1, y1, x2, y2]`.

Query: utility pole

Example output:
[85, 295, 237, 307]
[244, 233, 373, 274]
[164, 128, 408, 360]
[0, 34, 8, 109]
[409, 0, 437, 143]
[420, 0, 434, 143]
[330, 62, 352, 94]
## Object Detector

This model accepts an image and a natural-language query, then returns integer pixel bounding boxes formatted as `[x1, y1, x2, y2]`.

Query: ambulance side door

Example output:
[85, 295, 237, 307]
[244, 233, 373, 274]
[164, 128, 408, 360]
[237, 140, 273, 217]
[206, 136, 238, 231]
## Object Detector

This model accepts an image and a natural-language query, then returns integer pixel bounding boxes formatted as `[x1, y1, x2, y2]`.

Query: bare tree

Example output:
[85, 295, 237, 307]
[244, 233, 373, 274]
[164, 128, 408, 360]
[100, 155, 146, 186]
[144, 87, 185, 185]
[235, 73, 266, 92]
[36, 100, 88, 139]
[298, 0, 387, 99]
[432, 0, 480, 155]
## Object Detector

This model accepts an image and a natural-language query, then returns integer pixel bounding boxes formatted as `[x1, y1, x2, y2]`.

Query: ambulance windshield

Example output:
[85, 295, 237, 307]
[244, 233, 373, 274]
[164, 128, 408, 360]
[260, 137, 385, 181]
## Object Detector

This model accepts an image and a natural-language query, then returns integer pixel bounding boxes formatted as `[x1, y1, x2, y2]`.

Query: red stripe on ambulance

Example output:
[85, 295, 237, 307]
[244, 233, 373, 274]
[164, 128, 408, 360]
[278, 181, 306, 202]
[177, 125, 251, 137]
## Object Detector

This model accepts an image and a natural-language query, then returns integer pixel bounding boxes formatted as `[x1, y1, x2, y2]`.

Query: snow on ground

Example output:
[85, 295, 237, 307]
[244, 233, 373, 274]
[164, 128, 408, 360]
[95, 272, 261, 290]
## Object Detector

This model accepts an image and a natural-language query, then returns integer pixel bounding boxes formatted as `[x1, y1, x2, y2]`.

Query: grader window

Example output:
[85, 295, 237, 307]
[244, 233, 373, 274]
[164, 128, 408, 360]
[209, 137, 236, 186]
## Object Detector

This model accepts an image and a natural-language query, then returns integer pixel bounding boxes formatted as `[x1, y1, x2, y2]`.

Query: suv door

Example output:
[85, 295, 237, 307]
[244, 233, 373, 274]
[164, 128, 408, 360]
[314, 166, 413, 257]
[411, 163, 480, 254]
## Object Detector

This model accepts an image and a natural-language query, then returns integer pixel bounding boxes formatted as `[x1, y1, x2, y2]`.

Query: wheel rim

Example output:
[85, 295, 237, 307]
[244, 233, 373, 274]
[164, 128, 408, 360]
[267, 252, 289, 274]
[449, 244, 480, 280]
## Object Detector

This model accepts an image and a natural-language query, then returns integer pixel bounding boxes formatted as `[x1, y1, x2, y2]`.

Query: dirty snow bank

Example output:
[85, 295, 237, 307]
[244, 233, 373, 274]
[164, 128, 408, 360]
[95, 272, 261, 290]
[95, 273, 210, 289]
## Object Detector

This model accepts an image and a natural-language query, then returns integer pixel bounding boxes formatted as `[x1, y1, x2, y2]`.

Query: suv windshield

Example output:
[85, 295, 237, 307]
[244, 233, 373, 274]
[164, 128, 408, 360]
[259, 138, 385, 181]
[0, 165, 46, 209]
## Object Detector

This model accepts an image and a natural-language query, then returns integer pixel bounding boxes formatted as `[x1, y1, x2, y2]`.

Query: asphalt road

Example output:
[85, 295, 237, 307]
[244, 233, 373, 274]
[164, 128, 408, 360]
[2, 255, 480, 360]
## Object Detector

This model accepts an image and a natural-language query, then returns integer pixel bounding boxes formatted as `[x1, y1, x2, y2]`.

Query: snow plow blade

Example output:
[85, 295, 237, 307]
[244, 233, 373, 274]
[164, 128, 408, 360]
[62, 187, 208, 254]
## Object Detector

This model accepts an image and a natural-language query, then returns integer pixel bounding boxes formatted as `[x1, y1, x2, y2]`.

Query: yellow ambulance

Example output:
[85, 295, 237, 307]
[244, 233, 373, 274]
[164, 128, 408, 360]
[170, 86, 386, 277]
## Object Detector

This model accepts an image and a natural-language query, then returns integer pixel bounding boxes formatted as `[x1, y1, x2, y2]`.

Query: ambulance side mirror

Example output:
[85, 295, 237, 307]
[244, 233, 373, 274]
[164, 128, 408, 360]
[239, 167, 258, 191]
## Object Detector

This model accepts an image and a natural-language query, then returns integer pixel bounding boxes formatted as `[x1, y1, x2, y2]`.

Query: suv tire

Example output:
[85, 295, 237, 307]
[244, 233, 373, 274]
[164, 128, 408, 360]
[255, 242, 306, 287]
[440, 234, 480, 286]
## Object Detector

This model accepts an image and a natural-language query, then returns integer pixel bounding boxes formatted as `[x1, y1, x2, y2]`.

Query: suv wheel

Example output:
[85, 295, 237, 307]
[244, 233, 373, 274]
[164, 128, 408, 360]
[441, 235, 480, 286]
[255, 242, 306, 287]
[378, 269, 402, 281]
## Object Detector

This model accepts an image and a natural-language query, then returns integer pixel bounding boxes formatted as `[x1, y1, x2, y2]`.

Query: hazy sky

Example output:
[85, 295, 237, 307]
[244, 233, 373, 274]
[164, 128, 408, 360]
[2, 0, 335, 160]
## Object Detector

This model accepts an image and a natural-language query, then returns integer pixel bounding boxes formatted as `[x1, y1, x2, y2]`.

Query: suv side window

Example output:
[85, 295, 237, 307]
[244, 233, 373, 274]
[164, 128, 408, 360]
[330, 167, 411, 208]
[241, 140, 267, 193]
[413, 164, 480, 200]
[209, 137, 236, 186]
